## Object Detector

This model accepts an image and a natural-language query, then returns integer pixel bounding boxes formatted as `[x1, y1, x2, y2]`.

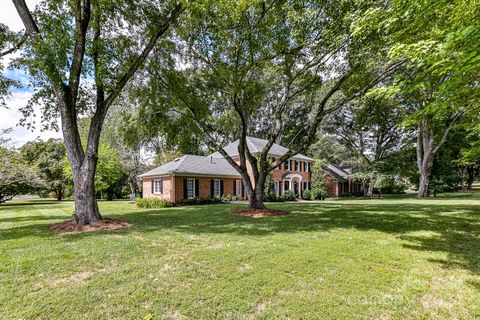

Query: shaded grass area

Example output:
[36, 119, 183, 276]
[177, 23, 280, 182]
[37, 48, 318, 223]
[1, 190, 480, 319]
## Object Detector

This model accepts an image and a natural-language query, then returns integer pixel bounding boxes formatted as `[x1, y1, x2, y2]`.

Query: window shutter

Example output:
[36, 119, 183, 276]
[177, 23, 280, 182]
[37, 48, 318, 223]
[183, 179, 188, 199]
[151, 180, 154, 194]
[233, 180, 236, 195]
[220, 180, 224, 196]
[210, 179, 214, 198]
[195, 179, 199, 198]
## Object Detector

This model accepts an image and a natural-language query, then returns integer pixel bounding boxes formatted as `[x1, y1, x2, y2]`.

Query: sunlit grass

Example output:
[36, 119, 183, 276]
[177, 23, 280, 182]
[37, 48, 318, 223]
[1, 188, 479, 319]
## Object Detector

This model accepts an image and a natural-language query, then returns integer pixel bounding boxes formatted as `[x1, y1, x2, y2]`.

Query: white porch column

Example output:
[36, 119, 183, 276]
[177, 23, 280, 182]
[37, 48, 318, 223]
[299, 178, 302, 197]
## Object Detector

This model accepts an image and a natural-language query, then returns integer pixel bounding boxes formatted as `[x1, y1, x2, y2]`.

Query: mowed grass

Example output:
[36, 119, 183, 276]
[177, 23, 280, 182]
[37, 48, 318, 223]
[1, 189, 480, 319]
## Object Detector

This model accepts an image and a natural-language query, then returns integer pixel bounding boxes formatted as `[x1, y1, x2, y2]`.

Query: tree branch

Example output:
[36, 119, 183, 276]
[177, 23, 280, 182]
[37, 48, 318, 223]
[68, 0, 91, 104]
[432, 109, 465, 155]
[0, 33, 27, 57]
[101, 3, 184, 111]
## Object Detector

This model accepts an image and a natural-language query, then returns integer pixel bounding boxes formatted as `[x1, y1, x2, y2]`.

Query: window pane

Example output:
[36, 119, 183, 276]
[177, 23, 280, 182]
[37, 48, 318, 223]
[235, 180, 242, 197]
[187, 179, 195, 199]
[213, 180, 220, 197]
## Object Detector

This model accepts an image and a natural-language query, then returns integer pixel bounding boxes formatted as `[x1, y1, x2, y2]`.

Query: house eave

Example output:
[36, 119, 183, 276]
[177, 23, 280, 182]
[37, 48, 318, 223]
[140, 172, 242, 179]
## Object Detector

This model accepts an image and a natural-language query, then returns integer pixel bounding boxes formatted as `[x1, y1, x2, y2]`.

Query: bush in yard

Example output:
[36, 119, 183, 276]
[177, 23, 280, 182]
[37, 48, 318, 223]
[283, 190, 296, 201]
[178, 197, 222, 205]
[311, 159, 328, 200]
[263, 192, 277, 202]
[221, 194, 240, 201]
[339, 192, 353, 198]
[302, 189, 312, 200]
[135, 198, 173, 208]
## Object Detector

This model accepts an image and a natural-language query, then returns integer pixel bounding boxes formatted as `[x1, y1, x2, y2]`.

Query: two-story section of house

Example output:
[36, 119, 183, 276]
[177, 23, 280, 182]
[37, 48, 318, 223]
[210, 137, 313, 198]
[139, 136, 313, 202]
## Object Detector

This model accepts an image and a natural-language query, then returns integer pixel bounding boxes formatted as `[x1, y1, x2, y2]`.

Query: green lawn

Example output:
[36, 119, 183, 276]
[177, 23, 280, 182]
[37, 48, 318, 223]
[1, 190, 480, 319]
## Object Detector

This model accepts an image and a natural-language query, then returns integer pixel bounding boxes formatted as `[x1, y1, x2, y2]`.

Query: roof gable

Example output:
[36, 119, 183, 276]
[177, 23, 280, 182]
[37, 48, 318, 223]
[322, 164, 350, 182]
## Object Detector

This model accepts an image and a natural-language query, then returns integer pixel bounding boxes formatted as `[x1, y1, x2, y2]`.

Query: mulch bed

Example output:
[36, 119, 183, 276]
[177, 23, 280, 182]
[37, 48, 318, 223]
[232, 208, 289, 218]
[49, 218, 131, 233]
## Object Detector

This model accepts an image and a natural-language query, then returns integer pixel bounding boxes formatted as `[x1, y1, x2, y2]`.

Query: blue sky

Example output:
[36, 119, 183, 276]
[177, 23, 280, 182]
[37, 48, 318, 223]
[1, 0, 62, 147]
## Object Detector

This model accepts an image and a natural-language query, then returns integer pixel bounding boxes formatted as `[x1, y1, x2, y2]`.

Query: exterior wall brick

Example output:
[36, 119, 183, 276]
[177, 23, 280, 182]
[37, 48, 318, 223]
[271, 168, 311, 183]
[325, 175, 339, 197]
[142, 176, 174, 202]
[232, 156, 256, 187]
[142, 156, 314, 202]
[232, 157, 312, 183]
[173, 176, 243, 202]
[231, 156, 312, 196]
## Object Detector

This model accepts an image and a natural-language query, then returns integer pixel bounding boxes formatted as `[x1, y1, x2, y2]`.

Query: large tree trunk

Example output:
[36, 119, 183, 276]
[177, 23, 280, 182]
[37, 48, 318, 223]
[248, 173, 266, 210]
[417, 164, 433, 197]
[128, 178, 136, 195]
[366, 181, 374, 197]
[247, 190, 266, 209]
[73, 165, 101, 224]
[12, 0, 183, 225]
[55, 188, 63, 201]
[467, 166, 476, 189]
[415, 111, 463, 198]
[416, 119, 434, 198]
[459, 167, 466, 190]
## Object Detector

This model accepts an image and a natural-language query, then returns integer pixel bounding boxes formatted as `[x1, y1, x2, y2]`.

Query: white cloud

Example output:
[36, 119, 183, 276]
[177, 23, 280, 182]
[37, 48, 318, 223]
[1, 91, 62, 147]
[1, 0, 62, 147]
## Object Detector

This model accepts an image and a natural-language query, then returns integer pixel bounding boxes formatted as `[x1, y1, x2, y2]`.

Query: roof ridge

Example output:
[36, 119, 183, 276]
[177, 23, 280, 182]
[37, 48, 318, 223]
[246, 136, 260, 153]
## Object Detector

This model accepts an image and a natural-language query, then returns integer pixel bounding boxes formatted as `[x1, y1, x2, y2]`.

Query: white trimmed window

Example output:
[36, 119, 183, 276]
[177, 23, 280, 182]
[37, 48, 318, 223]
[285, 160, 290, 171]
[235, 180, 242, 197]
[213, 179, 221, 197]
[153, 179, 163, 194]
[187, 179, 195, 199]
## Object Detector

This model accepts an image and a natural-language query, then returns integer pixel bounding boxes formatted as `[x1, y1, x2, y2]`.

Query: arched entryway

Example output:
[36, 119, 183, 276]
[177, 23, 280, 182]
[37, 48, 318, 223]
[282, 173, 303, 198]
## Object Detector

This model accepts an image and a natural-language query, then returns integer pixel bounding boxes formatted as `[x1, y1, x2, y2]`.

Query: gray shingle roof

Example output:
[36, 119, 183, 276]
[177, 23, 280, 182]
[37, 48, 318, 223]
[139, 155, 241, 178]
[322, 164, 350, 182]
[210, 136, 313, 161]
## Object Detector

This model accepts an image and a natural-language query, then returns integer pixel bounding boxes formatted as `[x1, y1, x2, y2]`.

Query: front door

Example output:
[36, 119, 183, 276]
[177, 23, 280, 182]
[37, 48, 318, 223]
[293, 181, 299, 197]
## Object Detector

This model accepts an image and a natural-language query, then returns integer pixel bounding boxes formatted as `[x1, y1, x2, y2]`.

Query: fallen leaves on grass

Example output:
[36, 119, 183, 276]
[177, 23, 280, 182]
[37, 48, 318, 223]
[232, 208, 289, 218]
[49, 218, 131, 233]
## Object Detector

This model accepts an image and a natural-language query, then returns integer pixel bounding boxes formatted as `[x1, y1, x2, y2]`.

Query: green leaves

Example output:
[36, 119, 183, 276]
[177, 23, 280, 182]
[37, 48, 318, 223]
[20, 139, 67, 196]
[0, 147, 46, 203]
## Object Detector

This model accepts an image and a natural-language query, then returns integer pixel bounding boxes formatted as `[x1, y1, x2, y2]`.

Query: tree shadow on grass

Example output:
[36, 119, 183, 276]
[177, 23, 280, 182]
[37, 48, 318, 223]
[0, 199, 71, 207]
[2, 201, 480, 277]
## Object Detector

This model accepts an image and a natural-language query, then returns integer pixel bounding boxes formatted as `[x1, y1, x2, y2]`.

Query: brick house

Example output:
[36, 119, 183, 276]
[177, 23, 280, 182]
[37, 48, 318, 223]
[139, 137, 314, 202]
[321, 164, 363, 197]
